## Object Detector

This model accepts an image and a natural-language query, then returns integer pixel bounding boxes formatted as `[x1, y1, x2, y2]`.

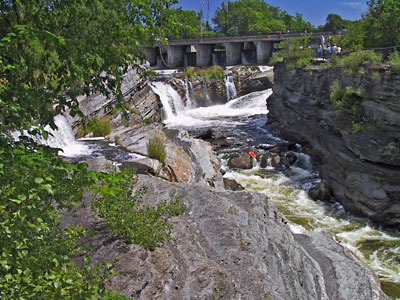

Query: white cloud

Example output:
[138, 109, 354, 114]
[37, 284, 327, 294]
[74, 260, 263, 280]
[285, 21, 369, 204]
[340, 2, 363, 9]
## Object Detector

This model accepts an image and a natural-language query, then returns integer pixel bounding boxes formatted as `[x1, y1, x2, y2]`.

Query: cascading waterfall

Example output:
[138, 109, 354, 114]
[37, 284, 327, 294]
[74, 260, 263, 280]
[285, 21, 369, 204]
[224, 75, 237, 101]
[12, 115, 90, 157]
[150, 77, 400, 299]
[184, 79, 194, 108]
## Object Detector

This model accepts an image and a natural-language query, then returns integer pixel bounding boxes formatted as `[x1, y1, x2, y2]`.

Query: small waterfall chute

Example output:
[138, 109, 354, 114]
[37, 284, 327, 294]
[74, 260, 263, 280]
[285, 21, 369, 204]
[12, 115, 91, 157]
[224, 75, 237, 101]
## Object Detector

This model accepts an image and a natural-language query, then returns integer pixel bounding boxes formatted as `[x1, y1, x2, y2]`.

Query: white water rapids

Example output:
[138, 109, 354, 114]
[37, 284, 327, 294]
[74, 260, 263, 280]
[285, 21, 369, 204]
[150, 79, 400, 299]
[15, 74, 399, 298]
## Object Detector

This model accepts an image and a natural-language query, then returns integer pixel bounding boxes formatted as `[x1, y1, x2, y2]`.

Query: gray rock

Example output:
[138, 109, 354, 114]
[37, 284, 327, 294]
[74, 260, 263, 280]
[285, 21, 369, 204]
[228, 152, 253, 169]
[67, 175, 387, 300]
[223, 177, 244, 191]
[268, 62, 400, 228]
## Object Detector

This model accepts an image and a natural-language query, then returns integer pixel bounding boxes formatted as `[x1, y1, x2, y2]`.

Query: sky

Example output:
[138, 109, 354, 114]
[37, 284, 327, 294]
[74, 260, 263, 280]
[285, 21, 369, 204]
[173, 0, 369, 27]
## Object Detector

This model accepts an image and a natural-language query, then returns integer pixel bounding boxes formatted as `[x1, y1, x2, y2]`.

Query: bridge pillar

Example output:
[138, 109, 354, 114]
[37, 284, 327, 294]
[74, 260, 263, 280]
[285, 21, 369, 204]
[167, 46, 185, 67]
[195, 44, 213, 67]
[254, 41, 272, 64]
[225, 43, 242, 66]
[143, 47, 157, 66]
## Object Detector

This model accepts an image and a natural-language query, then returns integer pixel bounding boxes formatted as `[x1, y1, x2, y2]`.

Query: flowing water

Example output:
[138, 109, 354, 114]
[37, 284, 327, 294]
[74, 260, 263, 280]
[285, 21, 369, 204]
[150, 79, 400, 299]
[29, 75, 400, 299]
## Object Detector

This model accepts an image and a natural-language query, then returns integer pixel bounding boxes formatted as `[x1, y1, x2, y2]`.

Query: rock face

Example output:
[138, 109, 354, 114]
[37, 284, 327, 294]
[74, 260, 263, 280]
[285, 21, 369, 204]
[67, 175, 387, 300]
[268, 62, 400, 227]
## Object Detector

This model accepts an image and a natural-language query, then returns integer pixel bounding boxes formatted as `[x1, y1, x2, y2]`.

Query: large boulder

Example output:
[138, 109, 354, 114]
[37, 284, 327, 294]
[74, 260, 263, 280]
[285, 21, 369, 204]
[228, 152, 253, 169]
[65, 175, 388, 300]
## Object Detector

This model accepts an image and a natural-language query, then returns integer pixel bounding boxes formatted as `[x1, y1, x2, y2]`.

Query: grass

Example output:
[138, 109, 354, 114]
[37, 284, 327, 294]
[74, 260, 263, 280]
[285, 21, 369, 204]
[182, 66, 225, 81]
[147, 135, 167, 164]
[76, 116, 111, 138]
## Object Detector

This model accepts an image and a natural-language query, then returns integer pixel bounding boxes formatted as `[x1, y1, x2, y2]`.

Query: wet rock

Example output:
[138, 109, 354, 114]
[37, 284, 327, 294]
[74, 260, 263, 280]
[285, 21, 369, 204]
[271, 154, 290, 171]
[285, 151, 298, 165]
[228, 152, 253, 169]
[259, 154, 269, 168]
[223, 177, 245, 191]
[66, 175, 388, 300]
[308, 182, 332, 201]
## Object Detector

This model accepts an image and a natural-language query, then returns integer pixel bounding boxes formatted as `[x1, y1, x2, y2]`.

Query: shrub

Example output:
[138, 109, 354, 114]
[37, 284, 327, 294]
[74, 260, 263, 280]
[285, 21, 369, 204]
[114, 135, 120, 145]
[143, 68, 157, 77]
[332, 50, 382, 73]
[91, 169, 186, 251]
[76, 117, 111, 138]
[142, 118, 152, 125]
[182, 66, 224, 81]
[387, 51, 400, 70]
[147, 136, 167, 163]
[330, 82, 364, 118]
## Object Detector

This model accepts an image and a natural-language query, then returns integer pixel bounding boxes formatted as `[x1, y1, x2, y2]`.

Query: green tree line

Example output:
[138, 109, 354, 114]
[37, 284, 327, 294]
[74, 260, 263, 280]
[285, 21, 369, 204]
[0, 0, 179, 299]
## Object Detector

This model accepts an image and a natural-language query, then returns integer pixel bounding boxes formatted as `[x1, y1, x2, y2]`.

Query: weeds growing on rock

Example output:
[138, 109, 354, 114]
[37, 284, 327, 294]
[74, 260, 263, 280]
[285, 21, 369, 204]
[91, 168, 186, 251]
[76, 116, 111, 138]
[147, 135, 167, 164]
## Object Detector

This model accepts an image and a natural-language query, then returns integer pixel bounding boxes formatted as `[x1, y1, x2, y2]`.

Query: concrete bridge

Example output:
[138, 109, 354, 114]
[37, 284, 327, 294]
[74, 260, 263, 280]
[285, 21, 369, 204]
[143, 32, 328, 68]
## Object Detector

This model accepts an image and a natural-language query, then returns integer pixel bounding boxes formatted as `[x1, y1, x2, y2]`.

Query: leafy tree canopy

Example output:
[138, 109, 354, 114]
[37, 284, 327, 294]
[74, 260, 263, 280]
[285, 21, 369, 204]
[323, 13, 353, 33]
[212, 0, 314, 35]
[363, 0, 400, 47]
[0, 0, 177, 298]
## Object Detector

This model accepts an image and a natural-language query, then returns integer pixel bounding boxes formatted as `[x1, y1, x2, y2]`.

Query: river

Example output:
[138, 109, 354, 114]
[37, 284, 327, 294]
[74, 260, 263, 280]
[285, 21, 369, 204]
[45, 72, 400, 299]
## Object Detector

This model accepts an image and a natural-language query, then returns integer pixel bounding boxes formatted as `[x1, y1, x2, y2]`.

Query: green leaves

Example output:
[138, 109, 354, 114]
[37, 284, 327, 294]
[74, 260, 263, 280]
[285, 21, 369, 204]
[91, 168, 185, 251]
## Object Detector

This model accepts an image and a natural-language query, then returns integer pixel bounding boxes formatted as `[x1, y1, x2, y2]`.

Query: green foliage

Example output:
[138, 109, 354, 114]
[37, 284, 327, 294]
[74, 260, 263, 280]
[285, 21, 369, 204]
[143, 118, 152, 125]
[0, 1, 179, 298]
[0, 144, 129, 299]
[363, 0, 400, 48]
[387, 51, 400, 70]
[323, 13, 353, 33]
[350, 121, 364, 135]
[77, 117, 112, 138]
[212, 0, 314, 35]
[143, 68, 158, 77]
[330, 81, 365, 118]
[182, 66, 225, 81]
[330, 50, 382, 73]
[270, 37, 312, 69]
[91, 169, 186, 251]
[168, 9, 201, 38]
[147, 136, 167, 164]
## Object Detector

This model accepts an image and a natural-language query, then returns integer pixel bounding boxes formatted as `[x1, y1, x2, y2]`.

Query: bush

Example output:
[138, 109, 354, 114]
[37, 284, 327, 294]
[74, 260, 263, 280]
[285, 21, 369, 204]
[330, 81, 365, 118]
[182, 66, 225, 81]
[76, 117, 111, 138]
[143, 68, 157, 77]
[91, 169, 186, 251]
[331, 50, 382, 73]
[387, 51, 400, 70]
[269, 37, 312, 69]
[147, 136, 167, 163]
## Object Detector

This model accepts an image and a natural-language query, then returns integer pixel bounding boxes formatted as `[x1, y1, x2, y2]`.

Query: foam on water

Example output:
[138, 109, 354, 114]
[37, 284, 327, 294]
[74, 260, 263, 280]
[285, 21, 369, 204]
[150, 80, 271, 128]
[223, 168, 400, 298]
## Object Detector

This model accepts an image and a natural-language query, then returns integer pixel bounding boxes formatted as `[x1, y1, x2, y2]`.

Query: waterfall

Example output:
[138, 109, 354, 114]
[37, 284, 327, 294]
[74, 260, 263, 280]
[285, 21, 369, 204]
[150, 81, 186, 124]
[202, 78, 211, 104]
[224, 75, 237, 101]
[12, 115, 90, 157]
[184, 79, 194, 108]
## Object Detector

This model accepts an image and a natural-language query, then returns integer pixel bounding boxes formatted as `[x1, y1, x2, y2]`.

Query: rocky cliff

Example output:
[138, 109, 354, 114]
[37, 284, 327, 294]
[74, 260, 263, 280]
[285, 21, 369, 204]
[268, 62, 400, 228]
[64, 174, 387, 300]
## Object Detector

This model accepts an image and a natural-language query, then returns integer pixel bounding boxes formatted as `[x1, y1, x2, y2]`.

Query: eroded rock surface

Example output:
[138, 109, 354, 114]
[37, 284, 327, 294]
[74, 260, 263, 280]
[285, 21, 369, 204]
[268, 62, 400, 227]
[66, 175, 387, 300]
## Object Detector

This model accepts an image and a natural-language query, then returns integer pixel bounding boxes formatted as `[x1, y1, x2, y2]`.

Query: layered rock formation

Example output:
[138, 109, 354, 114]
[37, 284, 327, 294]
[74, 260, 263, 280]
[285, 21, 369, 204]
[65, 174, 387, 300]
[268, 62, 400, 227]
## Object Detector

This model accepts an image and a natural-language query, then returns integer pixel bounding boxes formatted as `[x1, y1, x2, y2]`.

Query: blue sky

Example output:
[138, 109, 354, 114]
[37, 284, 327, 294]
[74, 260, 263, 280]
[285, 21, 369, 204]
[174, 0, 368, 27]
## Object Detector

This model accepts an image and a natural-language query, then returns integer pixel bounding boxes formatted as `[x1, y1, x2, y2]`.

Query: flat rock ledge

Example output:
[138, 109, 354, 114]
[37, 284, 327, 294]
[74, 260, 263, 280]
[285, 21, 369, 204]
[69, 175, 387, 300]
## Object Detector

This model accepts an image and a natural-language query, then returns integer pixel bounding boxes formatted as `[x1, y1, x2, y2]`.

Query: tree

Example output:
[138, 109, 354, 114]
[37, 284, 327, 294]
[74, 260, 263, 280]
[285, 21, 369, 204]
[167, 8, 201, 39]
[363, 0, 400, 47]
[212, 0, 287, 35]
[212, 0, 314, 35]
[323, 13, 352, 33]
[0, 0, 177, 298]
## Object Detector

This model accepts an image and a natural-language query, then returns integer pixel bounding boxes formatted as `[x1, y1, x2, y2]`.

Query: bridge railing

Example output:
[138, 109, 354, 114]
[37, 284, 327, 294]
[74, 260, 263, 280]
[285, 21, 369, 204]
[166, 30, 340, 42]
